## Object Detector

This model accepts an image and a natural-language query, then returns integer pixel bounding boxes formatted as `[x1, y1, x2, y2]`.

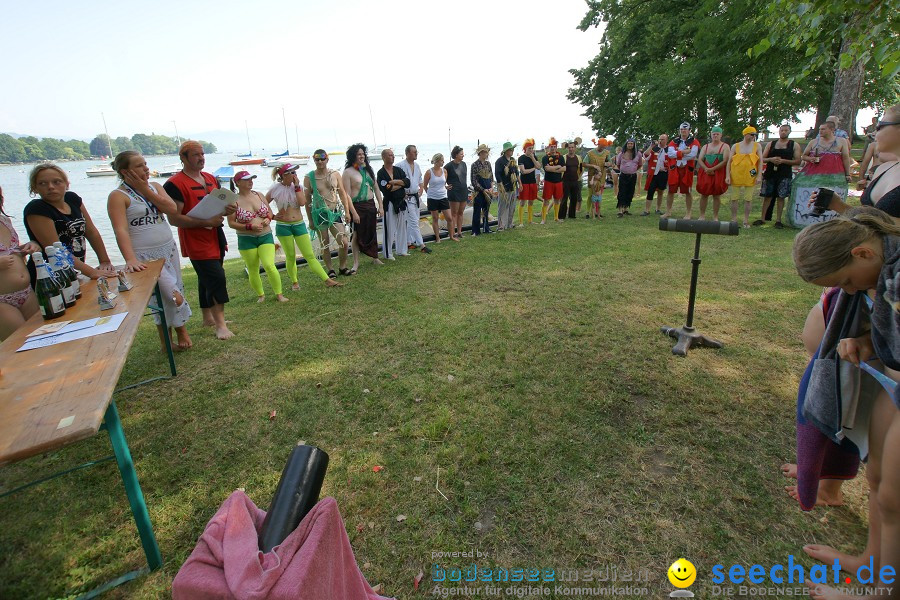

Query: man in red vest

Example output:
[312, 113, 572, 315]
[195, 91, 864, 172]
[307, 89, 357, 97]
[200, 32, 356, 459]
[664, 122, 701, 219]
[164, 141, 236, 340]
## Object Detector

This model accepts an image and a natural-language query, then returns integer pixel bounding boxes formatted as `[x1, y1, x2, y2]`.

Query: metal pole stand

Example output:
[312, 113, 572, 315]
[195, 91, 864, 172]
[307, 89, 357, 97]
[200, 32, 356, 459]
[661, 232, 723, 356]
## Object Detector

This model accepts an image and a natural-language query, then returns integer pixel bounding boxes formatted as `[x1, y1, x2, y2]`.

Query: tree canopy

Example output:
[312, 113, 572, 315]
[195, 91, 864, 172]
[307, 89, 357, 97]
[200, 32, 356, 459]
[0, 133, 216, 164]
[569, 0, 897, 144]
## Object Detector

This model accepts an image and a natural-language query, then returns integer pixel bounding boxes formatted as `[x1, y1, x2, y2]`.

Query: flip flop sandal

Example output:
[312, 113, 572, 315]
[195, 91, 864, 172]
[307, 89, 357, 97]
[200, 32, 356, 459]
[339, 268, 351, 276]
[327, 269, 337, 279]
[347, 268, 357, 276]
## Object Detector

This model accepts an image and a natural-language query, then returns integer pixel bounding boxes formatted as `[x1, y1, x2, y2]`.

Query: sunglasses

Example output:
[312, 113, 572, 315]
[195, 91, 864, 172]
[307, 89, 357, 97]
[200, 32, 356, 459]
[313, 156, 327, 161]
[876, 121, 898, 132]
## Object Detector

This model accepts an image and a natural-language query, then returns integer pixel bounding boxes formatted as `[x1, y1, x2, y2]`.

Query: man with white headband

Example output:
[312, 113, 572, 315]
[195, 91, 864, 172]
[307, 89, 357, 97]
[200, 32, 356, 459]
[664, 122, 701, 219]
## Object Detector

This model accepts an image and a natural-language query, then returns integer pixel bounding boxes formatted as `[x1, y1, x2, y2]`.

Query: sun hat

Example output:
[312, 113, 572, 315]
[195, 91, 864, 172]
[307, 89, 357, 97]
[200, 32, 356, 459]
[475, 143, 491, 155]
[502, 141, 516, 153]
[232, 170, 256, 181]
[277, 163, 300, 176]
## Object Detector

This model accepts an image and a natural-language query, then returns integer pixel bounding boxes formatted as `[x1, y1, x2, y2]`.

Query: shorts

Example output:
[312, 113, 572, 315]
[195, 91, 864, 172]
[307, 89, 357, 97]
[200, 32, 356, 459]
[646, 171, 668, 193]
[542, 180, 563, 200]
[761, 177, 792, 199]
[732, 185, 756, 203]
[519, 183, 538, 201]
[427, 197, 450, 212]
[274, 220, 309, 237]
[668, 167, 694, 194]
[236, 232, 275, 251]
[591, 194, 602, 204]
[190, 258, 229, 309]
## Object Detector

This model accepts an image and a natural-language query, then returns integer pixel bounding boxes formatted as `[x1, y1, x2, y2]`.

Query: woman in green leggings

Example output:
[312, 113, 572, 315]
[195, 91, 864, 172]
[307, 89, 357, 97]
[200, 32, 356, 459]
[265, 163, 341, 288]
[226, 171, 288, 302]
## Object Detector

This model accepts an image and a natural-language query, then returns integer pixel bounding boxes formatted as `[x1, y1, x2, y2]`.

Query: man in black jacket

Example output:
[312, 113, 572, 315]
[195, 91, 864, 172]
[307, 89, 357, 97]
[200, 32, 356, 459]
[377, 148, 410, 259]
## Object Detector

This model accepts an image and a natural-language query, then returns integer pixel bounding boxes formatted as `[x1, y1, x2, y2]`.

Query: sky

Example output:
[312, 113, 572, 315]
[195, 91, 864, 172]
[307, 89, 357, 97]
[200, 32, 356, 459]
[0, 0, 604, 152]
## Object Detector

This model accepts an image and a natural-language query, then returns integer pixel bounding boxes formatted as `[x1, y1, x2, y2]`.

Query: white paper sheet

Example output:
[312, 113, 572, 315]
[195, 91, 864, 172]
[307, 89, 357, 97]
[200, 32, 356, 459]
[185, 189, 237, 220]
[17, 313, 128, 352]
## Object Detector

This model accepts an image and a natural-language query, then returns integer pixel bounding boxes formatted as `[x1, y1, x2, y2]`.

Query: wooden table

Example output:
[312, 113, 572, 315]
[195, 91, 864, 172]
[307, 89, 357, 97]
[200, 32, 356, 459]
[0, 259, 174, 597]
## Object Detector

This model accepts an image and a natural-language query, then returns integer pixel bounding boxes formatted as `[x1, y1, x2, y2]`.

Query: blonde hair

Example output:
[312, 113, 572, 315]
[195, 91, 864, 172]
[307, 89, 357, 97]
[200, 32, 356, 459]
[28, 163, 69, 195]
[431, 153, 444, 164]
[112, 150, 142, 179]
[792, 206, 900, 282]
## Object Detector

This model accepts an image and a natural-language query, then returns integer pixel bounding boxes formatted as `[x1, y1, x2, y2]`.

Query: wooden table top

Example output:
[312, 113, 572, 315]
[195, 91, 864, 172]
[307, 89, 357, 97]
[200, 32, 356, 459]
[0, 260, 164, 467]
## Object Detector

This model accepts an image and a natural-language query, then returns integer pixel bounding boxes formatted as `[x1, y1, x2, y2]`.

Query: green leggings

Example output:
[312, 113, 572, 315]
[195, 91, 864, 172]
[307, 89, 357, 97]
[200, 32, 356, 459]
[276, 231, 330, 283]
[238, 242, 283, 296]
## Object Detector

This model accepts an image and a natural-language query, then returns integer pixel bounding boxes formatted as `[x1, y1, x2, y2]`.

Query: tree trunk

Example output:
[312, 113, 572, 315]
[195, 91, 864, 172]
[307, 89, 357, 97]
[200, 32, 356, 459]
[828, 23, 865, 140]
[696, 96, 708, 140]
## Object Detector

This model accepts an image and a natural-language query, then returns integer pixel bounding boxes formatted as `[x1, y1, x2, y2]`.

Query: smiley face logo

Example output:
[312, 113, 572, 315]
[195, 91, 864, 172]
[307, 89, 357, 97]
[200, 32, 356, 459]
[667, 558, 696, 588]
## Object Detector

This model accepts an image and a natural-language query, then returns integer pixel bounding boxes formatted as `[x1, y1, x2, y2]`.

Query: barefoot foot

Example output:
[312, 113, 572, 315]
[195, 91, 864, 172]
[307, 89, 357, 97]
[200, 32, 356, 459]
[216, 326, 235, 340]
[175, 327, 192, 350]
[785, 485, 844, 507]
[803, 545, 868, 573]
[325, 278, 343, 287]
[291, 282, 300, 291]
[781, 463, 798, 479]
[257, 296, 266, 303]
[276, 294, 289, 302]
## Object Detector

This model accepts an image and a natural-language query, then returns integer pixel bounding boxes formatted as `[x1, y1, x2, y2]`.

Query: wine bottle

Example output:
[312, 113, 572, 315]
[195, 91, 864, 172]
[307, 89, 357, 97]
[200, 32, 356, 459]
[33, 254, 66, 320]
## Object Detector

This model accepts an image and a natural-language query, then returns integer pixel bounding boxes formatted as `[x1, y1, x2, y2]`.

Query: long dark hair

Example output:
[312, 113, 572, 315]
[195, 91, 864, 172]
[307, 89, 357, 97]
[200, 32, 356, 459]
[345, 144, 376, 182]
[623, 139, 637, 160]
[0, 185, 6, 216]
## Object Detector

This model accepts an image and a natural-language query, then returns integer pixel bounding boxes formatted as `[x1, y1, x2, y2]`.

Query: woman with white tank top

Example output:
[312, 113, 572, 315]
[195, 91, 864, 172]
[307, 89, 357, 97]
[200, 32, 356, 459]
[423, 153, 454, 243]
[107, 151, 193, 350]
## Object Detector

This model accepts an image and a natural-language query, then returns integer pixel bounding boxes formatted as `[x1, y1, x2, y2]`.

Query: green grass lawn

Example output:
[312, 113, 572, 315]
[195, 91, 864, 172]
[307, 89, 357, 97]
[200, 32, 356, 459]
[0, 197, 870, 599]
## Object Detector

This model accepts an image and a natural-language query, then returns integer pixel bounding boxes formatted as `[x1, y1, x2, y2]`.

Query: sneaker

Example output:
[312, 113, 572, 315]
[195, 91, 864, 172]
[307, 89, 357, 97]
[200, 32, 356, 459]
[408, 244, 416, 250]
[585, 214, 591, 219]
[617, 213, 623, 218]
[624, 210, 632, 215]
[640, 211, 650, 216]
[774, 221, 784, 229]
[420, 245, 433, 253]
[752, 219, 765, 226]
[655, 209, 663, 215]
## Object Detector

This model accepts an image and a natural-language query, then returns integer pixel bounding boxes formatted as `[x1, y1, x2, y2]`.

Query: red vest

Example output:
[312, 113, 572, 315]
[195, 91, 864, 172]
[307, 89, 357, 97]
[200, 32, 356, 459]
[667, 137, 701, 171]
[167, 171, 224, 260]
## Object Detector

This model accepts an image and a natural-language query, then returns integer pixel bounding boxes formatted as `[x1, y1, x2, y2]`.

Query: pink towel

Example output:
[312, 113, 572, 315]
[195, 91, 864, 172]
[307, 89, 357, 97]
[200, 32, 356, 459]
[173, 491, 393, 600]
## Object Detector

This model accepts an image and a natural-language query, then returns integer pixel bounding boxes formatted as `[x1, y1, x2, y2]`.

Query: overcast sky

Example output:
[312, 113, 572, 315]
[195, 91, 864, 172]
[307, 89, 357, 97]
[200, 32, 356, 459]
[2, 0, 605, 151]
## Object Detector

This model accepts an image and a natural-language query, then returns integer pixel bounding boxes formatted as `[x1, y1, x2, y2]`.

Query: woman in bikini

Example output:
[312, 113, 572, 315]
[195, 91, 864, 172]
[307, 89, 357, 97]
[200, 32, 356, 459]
[265, 160, 340, 289]
[226, 171, 287, 303]
[108, 151, 193, 350]
[0, 185, 41, 341]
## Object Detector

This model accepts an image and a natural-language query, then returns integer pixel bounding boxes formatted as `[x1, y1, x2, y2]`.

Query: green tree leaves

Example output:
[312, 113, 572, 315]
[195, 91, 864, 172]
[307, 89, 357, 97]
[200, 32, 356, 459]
[0, 133, 216, 164]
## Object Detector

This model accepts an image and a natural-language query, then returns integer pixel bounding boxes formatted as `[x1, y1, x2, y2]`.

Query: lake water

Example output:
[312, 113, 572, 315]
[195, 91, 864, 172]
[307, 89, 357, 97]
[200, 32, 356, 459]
[0, 143, 468, 265]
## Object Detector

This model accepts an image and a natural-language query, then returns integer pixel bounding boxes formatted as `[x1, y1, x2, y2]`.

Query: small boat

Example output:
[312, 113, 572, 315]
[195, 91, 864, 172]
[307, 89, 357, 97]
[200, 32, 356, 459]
[153, 164, 180, 178]
[230, 121, 265, 165]
[262, 155, 309, 168]
[229, 156, 265, 166]
[213, 166, 236, 183]
[86, 164, 116, 177]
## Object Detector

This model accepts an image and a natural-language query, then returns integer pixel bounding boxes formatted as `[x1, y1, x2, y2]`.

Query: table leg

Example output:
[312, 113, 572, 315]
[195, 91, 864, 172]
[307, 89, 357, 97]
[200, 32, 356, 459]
[104, 400, 162, 571]
[153, 283, 177, 377]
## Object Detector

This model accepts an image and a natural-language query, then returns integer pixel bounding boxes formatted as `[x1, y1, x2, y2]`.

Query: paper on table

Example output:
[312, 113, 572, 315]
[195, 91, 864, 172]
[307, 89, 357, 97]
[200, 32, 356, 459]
[185, 189, 238, 220]
[17, 313, 128, 352]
